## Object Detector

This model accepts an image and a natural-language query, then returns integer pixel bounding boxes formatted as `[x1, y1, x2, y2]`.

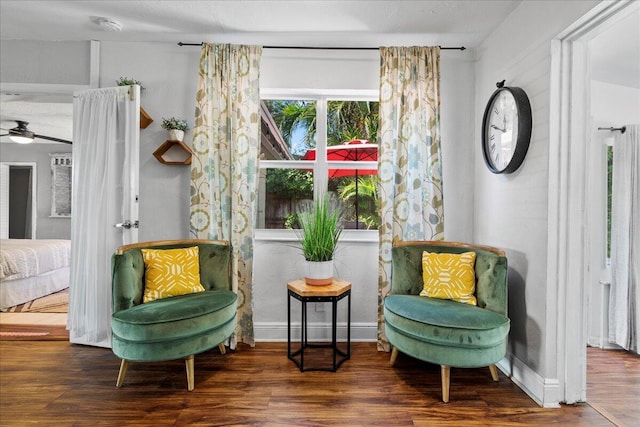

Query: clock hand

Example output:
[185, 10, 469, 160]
[491, 124, 506, 132]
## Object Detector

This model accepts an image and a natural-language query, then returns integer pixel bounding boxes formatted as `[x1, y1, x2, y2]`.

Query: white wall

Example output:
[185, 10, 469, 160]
[0, 143, 72, 239]
[0, 40, 90, 85]
[1, 40, 476, 341]
[100, 44, 477, 341]
[591, 80, 640, 123]
[474, 0, 599, 406]
[100, 42, 201, 242]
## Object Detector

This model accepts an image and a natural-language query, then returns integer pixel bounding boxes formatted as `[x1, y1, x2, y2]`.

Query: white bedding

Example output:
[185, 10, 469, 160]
[0, 239, 71, 310]
[0, 239, 71, 280]
[0, 267, 69, 311]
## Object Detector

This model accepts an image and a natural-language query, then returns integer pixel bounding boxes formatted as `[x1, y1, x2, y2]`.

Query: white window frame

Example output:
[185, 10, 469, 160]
[257, 89, 379, 243]
[50, 153, 72, 218]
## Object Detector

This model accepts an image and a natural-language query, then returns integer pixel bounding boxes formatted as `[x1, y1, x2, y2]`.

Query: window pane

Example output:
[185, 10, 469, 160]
[258, 168, 313, 229]
[330, 174, 379, 230]
[258, 98, 380, 231]
[326, 100, 379, 148]
[326, 100, 379, 229]
[261, 100, 316, 160]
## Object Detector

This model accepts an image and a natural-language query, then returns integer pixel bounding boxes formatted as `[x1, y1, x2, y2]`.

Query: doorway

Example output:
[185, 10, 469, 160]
[550, 0, 639, 405]
[0, 162, 37, 239]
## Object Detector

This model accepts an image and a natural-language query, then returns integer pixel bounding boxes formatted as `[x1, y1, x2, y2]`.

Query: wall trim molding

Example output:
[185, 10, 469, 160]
[498, 354, 560, 408]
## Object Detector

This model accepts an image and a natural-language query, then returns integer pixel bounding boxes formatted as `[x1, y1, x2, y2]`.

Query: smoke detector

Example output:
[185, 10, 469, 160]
[97, 18, 123, 32]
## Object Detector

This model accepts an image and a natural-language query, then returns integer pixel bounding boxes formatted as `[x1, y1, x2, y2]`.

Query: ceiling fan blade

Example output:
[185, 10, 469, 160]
[34, 133, 72, 144]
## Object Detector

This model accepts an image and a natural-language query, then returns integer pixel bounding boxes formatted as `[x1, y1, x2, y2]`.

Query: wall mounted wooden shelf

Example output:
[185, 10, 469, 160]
[153, 140, 193, 165]
[140, 107, 153, 129]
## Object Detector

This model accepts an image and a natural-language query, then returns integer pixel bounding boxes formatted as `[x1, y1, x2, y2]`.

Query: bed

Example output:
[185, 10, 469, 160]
[0, 239, 71, 311]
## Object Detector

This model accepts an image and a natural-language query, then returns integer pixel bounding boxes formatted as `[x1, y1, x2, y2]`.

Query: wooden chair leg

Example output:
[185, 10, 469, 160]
[185, 355, 195, 391]
[218, 343, 226, 354]
[441, 365, 450, 403]
[489, 364, 499, 381]
[116, 359, 129, 387]
[389, 347, 399, 366]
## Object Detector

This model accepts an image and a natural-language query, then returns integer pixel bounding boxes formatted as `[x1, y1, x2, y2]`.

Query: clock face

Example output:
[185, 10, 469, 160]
[484, 89, 519, 172]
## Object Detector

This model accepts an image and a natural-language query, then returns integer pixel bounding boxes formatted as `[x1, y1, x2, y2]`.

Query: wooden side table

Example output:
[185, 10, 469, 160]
[287, 278, 351, 372]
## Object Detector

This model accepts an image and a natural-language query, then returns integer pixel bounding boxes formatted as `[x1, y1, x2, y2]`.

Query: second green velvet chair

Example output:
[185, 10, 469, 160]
[384, 241, 510, 402]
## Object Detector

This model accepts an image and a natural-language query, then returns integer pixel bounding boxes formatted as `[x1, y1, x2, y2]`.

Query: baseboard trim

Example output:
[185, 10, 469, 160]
[587, 337, 622, 350]
[254, 321, 377, 342]
[497, 354, 560, 408]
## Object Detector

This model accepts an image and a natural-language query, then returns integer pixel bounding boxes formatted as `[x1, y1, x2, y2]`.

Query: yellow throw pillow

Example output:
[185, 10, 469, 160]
[420, 251, 477, 305]
[141, 246, 205, 303]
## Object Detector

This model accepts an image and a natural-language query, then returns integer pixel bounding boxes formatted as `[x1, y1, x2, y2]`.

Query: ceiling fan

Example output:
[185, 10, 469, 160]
[0, 120, 72, 144]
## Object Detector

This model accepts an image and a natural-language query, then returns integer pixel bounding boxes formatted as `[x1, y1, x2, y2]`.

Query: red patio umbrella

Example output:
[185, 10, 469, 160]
[301, 139, 378, 229]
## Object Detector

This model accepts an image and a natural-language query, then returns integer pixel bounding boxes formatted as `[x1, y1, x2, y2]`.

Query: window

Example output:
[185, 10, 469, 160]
[50, 153, 72, 218]
[258, 93, 379, 230]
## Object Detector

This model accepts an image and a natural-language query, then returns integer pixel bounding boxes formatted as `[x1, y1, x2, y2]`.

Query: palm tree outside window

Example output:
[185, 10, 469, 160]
[258, 96, 379, 230]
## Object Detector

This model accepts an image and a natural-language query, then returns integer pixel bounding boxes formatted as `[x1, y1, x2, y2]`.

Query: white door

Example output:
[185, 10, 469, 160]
[67, 85, 140, 347]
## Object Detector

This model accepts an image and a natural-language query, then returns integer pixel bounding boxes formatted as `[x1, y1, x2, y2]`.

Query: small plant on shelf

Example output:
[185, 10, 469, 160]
[161, 117, 189, 131]
[116, 76, 145, 91]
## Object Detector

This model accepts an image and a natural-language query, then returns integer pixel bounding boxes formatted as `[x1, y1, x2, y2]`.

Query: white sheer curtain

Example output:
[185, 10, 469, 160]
[609, 124, 639, 354]
[67, 86, 139, 348]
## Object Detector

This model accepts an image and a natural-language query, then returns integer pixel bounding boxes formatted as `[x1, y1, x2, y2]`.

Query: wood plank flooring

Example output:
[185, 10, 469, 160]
[587, 347, 640, 427]
[0, 341, 626, 426]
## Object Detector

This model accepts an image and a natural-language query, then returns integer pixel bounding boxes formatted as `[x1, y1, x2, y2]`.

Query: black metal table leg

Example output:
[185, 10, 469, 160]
[287, 289, 291, 359]
[286, 279, 351, 372]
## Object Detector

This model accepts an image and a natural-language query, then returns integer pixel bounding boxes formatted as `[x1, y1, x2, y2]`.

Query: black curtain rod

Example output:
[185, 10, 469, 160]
[598, 126, 627, 134]
[177, 42, 465, 51]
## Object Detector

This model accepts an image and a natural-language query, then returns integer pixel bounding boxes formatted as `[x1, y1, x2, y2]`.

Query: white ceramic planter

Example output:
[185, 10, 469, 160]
[304, 260, 334, 286]
[168, 129, 184, 141]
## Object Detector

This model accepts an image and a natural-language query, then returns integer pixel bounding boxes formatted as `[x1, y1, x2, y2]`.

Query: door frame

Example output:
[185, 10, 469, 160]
[0, 161, 37, 239]
[548, 0, 637, 404]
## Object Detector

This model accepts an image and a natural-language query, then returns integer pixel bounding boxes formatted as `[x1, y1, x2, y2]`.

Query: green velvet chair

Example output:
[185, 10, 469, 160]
[384, 241, 510, 402]
[111, 239, 236, 391]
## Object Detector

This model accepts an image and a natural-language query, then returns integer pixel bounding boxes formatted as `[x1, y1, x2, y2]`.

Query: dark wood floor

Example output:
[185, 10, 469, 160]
[1, 341, 635, 426]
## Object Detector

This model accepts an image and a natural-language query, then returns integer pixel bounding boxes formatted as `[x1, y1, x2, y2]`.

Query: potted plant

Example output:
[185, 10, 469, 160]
[116, 76, 145, 91]
[295, 194, 343, 285]
[161, 117, 189, 141]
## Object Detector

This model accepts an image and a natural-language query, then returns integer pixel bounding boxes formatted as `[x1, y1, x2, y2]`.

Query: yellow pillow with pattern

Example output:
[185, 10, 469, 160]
[141, 246, 205, 303]
[420, 251, 477, 305]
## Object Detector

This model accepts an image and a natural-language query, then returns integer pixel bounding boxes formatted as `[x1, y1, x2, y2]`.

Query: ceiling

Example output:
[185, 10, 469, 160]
[0, 1, 521, 47]
[0, 0, 523, 143]
[1, 1, 638, 143]
[1, 94, 73, 143]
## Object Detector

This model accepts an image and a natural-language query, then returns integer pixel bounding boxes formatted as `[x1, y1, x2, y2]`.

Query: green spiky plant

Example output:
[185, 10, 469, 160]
[296, 194, 343, 262]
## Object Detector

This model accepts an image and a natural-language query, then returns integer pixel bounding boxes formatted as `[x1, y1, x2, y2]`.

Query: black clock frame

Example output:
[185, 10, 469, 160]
[481, 85, 532, 174]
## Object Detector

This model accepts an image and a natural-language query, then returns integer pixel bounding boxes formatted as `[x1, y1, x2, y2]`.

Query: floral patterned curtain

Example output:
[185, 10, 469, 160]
[377, 46, 444, 351]
[190, 43, 262, 347]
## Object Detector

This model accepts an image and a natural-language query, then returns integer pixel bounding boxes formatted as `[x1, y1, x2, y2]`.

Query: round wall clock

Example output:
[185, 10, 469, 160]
[481, 80, 532, 174]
